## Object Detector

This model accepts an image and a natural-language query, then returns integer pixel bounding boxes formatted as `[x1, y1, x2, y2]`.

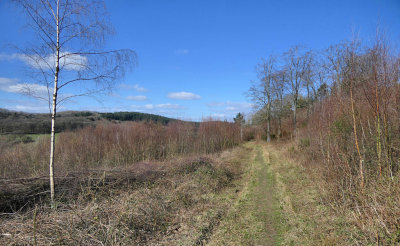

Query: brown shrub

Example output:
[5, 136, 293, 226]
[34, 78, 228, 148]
[0, 120, 241, 179]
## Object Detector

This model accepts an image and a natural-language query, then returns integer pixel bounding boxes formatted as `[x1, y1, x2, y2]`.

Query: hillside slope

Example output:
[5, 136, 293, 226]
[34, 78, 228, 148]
[0, 109, 179, 134]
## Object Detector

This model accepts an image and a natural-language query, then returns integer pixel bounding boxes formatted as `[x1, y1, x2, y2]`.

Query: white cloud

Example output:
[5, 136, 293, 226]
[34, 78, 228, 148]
[133, 84, 147, 92]
[211, 113, 227, 118]
[156, 103, 182, 109]
[0, 53, 22, 61]
[119, 83, 147, 92]
[168, 91, 201, 100]
[8, 83, 48, 94]
[127, 95, 147, 101]
[207, 101, 252, 112]
[175, 49, 189, 55]
[0, 77, 48, 95]
[206, 101, 253, 121]
[0, 52, 87, 71]
[207, 102, 225, 107]
[131, 104, 150, 111]
[0, 77, 18, 85]
[60, 53, 88, 71]
[8, 105, 49, 113]
[143, 104, 155, 110]
[131, 103, 183, 111]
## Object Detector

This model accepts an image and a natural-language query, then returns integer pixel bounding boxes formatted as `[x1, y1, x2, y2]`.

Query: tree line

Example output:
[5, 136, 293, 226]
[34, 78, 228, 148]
[101, 111, 175, 125]
[249, 33, 400, 241]
[249, 33, 399, 184]
[248, 45, 330, 142]
[0, 109, 179, 134]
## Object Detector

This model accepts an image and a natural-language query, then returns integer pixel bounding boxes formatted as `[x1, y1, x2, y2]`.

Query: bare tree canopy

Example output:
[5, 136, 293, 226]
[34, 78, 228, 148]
[14, 0, 136, 106]
[283, 46, 312, 137]
[247, 56, 276, 142]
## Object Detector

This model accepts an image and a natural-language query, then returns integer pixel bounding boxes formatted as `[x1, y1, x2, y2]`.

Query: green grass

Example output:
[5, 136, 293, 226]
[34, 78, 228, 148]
[266, 143, 357, 245]
[208, 142, 282, 246]
[0, 133, 59, 145]
[25, 133, 49, 140]
[209, 141, 357, 245]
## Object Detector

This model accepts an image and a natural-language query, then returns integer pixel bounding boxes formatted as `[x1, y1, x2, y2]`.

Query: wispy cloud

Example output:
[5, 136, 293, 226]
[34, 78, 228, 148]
[168, 91, 201, 100]
[0, 77, 48, 96]
[133, 84, 147, 92]
[0, 52, 87, 71]
[0, 77, 18, 86]
[131, 104, 154, 110]
[6, 105, 49, 113]
[207, 101, 252, 112]
[207, 102, 225, 107]
[130, 103, 185, 118]
[175, 49, 189, 55]
[0, 53, 20, 61]
[131, 103, 183, 111]
[119, 83, 148, 92]
[156, 103, 183, 109]
[206, 101, 253, 121]
[211, 113, 227, 118]
[126, 95, 148, 101]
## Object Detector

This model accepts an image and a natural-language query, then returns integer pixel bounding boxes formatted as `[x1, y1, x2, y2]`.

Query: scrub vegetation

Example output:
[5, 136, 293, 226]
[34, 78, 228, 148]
[1, 0, 399, 243]
[247, 32, 400, 244]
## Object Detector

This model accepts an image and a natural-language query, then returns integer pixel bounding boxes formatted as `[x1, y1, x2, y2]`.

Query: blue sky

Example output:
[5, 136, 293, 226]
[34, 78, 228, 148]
[0, 0, 399, 121]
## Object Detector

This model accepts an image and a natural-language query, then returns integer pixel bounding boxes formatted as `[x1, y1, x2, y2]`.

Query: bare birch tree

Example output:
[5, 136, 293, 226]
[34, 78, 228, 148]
[13, 0, 136, 207]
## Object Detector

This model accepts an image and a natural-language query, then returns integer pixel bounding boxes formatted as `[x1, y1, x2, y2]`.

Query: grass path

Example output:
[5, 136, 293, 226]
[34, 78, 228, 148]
[209, 141, 349, 245]
[252, 145, 279, 245]
[208, 143, 281, 245]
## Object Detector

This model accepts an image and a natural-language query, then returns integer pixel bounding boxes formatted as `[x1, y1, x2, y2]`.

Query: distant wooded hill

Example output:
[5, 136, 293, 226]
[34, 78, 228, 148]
[0, 109, 179, 134]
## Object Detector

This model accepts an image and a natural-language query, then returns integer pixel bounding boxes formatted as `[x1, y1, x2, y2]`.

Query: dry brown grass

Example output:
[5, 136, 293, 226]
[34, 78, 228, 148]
[285, 137, 400, 245]
[0, 144, 248, 245]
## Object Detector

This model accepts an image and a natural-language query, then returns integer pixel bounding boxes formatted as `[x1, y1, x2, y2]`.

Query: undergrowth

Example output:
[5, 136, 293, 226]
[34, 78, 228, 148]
[0, 145, 249, 245]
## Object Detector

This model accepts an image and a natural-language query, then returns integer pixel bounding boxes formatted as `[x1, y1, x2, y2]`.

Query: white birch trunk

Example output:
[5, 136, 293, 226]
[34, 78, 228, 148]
[49, 0, 60, 208]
